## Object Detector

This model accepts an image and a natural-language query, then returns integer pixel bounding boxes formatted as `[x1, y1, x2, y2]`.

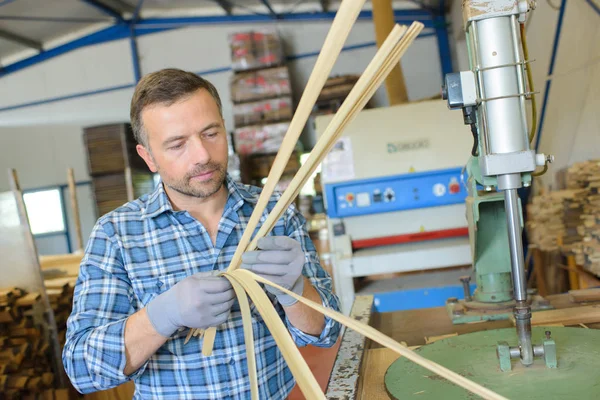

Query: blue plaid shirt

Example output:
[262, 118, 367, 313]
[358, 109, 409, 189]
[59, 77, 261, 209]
[63, 175, 341, 399]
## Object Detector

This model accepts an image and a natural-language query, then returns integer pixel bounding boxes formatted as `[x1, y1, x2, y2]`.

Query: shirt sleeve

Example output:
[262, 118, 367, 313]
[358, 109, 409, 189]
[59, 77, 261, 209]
[62, 220, 146, 393]
[282, 204, 341, 348]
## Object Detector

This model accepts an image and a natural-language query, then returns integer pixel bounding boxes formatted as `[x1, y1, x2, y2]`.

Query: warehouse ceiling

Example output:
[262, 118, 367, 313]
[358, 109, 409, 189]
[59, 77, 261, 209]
[0, 0, 450, 75]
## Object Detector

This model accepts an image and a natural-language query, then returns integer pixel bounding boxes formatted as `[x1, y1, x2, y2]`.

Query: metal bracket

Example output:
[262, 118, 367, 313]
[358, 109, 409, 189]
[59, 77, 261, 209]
[496, 330, 558, 371]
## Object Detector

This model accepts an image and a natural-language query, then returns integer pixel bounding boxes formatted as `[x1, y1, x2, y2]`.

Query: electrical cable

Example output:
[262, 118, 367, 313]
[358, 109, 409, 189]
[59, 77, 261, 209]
[520, 22, 537, 145]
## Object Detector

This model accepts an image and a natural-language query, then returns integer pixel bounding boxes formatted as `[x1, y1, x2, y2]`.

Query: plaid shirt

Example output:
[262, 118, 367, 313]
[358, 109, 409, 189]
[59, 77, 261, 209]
[63, 175, 341, 399]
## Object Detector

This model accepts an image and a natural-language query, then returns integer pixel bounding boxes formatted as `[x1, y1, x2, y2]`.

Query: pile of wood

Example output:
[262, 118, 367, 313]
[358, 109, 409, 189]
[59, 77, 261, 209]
[569, 161, 600, 275]
[44, 278, 76, 348]
[0, 287, 59, 399]
[528, 161, 600, 268]
[561, 189, 588, 264]
[83, 123, 155, 217]
[527, 190, 571, 251]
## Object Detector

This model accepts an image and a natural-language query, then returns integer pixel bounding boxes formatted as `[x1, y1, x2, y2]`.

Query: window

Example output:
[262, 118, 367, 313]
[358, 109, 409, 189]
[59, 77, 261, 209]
[23, 189, 66, 235]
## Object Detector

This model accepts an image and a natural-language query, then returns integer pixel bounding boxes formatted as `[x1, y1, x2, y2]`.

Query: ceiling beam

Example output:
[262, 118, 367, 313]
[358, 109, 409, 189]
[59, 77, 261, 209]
[213, 0, 233, 15]
[0, 15, 111, 23]
[0, 28, 42, 51]
[80, 0, 124, 21]
[132, 0, 145, 21]
[260, 0, 278, 18]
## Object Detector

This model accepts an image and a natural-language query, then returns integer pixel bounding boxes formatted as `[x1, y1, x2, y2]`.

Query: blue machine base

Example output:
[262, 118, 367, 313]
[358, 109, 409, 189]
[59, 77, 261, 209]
[372, 284, 476, 313]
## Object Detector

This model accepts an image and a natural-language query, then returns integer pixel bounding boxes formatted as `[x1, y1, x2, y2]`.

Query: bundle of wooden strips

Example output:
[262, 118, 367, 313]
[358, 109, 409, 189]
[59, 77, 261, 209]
[177, 1, 505, 397]
[222, 269, 507, 400]
[194, 0, 368, 352]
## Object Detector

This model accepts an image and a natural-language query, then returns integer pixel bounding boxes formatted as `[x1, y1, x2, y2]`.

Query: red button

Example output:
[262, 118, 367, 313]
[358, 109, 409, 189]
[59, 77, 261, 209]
[346, 193, 354, 202]
[449, 183, 460, 194]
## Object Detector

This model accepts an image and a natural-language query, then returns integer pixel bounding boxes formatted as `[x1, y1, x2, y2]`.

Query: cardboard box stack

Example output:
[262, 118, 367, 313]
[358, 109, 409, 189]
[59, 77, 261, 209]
[228, 29, 299, 189]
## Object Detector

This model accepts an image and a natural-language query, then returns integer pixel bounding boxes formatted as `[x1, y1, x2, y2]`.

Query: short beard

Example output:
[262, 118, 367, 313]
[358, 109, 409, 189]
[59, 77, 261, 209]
[160, 161, 227, 199]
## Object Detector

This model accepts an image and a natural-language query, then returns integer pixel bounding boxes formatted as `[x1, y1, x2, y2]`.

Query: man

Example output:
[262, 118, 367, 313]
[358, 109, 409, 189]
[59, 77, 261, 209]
[63, 68, 341, 399]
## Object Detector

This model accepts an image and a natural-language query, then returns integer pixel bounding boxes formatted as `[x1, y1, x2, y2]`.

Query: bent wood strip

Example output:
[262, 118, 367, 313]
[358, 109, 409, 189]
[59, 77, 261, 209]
[235, 269, 507, 400]
[225, 272, 325, 399]
[228, 277, 259, 400]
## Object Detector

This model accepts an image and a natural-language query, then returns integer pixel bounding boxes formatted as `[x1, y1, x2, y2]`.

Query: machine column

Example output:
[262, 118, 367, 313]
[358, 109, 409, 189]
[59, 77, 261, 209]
[500, 173, 533, 366]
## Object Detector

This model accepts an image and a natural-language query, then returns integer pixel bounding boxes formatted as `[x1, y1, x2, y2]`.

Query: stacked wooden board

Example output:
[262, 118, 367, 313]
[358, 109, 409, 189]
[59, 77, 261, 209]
[527, 190, 572, 251]
[570, 161, 600, 275]
[0, 287, 61, 399]
[528, 160, 600, 274]
[561, 189, 588, 264]
[83, 123, 155, 217]
[44, 278, 76, 350]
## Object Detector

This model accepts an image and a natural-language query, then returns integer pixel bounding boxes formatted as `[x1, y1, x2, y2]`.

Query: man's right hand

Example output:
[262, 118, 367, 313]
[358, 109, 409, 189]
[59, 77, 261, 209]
[146, 271, 235, 338]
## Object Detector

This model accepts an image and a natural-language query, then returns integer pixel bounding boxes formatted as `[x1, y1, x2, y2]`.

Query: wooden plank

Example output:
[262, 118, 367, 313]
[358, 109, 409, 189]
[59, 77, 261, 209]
[569, 288, 600, 303]
[357, 348, 400, 400]
[0, 308, 14, 324]
[67, 168, 84, 252]
[533, 248, 548, 296]
[14, 293, 41, 308]
[567, 254, 580, 290]
[514, 305, 600, 326]
[6, 375, 28, 390]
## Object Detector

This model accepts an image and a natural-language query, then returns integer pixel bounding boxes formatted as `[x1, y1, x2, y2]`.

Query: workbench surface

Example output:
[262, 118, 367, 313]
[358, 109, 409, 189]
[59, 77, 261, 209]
[327, 293, 600, 399]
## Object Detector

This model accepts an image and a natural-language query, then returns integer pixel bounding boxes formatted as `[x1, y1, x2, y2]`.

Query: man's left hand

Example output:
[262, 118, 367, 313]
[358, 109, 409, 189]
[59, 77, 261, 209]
[241, 236, 305, 307]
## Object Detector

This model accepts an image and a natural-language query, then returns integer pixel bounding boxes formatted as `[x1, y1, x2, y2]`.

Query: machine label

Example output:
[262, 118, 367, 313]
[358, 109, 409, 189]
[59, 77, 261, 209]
[386, 139, 430, 154]
[322, 137, 355, 183]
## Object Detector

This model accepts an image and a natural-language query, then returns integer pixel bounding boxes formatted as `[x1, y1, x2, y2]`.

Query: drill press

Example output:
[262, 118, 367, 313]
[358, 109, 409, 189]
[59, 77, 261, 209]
[385, 2, 600, 397]
[380, 1, 600, 397]
[441, 0, 553, 368]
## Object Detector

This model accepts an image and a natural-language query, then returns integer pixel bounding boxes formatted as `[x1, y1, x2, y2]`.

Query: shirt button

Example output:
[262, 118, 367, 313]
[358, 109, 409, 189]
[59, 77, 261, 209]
[229, 358, 235, 365]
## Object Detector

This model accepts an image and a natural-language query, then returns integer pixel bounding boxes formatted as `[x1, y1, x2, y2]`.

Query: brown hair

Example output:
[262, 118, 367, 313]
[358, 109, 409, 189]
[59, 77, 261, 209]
[130, 68, 223, 147]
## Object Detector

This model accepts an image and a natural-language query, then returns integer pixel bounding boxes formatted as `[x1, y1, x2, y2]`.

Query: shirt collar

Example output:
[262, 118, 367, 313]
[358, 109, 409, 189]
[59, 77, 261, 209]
[142, 174, 257, 220]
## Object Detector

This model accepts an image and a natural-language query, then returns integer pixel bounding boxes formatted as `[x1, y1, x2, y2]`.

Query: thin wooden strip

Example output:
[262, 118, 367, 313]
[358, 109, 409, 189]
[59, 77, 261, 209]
[226, 0, 367, 272]
[67, 168, 84, 252]
[225, 272, 325, 399]
[200, 0, 368, 352]
[201, 328, 216, 357]
[184, 328, 194, 344]
[227, 276, 258, 400]
[236, 269, 507, 400]
[245, 23, 422, 252]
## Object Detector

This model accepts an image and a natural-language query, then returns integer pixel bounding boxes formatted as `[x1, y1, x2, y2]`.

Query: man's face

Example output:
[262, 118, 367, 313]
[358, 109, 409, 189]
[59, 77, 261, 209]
[136, 88, 228, 199]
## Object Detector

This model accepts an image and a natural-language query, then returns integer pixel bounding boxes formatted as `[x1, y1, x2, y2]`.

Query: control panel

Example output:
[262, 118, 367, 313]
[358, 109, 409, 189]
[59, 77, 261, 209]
[324, 167, 465, 218]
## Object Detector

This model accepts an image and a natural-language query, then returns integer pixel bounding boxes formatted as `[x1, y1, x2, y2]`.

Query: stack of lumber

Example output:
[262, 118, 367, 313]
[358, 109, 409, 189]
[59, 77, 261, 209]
[83, 123, 155, 217]
[527, 190, 571, 251]
[568, 161, 600, 275]
[44, 278, 76, 348]
[0, 287, 57, 399]
[561, 189, 588, 264]
[565, 160, 600, 189]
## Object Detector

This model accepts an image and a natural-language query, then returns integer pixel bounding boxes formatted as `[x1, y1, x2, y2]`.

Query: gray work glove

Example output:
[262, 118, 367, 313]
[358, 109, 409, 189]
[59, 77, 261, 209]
[241, 236, 305, 307]
[146, 271, 235, 337]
